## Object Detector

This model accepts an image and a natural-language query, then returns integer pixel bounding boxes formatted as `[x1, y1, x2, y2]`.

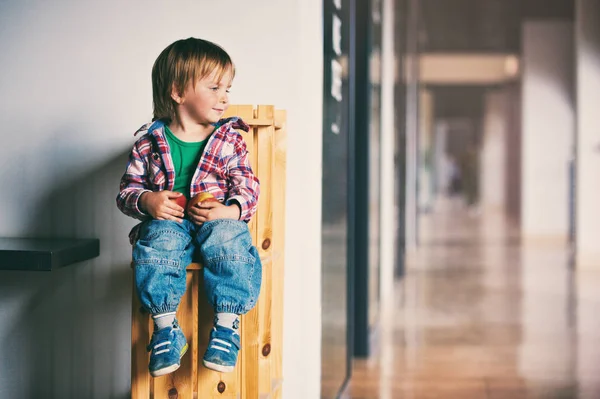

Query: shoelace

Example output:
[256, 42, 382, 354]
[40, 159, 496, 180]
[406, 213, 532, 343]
[209, 327, 239, 353]
[153, 340, 172, 355]
[147, 326, 179, 353]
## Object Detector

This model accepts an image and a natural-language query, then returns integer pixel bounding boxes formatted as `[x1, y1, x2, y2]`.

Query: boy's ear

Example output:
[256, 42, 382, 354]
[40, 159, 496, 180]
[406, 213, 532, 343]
[171, 85, 184, 105]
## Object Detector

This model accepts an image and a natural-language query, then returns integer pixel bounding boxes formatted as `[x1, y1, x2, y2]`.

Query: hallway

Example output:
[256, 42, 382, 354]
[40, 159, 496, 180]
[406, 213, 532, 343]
[346, 200, 600, 398]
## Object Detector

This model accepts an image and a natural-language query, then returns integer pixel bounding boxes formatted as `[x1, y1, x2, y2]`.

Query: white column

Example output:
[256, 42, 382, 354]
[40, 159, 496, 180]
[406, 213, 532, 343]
[480, 89, 508, 213]
[521, 21, 574, 242]
[575, 0, 600, 269]
[404, 0, 420, 251]
[379, 0, 395, 301]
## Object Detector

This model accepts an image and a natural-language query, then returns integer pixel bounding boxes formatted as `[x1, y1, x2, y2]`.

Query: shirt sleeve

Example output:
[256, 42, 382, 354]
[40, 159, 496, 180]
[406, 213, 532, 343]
[225, 134, 260, 222]
[116, 142, 152, 221]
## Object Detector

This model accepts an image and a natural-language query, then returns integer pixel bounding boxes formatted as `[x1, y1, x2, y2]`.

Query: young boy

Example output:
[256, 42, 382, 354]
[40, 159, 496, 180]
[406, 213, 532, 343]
[117, 37, 261, 377]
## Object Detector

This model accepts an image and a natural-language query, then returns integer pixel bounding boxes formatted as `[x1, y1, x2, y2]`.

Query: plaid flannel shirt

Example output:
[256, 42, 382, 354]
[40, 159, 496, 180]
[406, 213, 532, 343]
[117, 117, 260, 232]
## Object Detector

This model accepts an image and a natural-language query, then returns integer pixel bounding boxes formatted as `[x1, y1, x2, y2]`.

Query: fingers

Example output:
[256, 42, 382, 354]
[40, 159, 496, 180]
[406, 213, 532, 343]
[164, 200, 185, 215]
[187, 208, 207, 225]
[155, 200, 185, 222]
[197, 201, 221, 209]
[187, 205, 209, 219]
[188, 214, 206, 226]
[157, 207, 184, 222]
[163, 190, 184, 200]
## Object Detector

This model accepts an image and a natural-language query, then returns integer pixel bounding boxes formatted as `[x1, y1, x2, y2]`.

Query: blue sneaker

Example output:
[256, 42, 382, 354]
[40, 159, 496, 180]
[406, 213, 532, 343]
[147, 320, 188, 377]
[202, 325, 241, 373]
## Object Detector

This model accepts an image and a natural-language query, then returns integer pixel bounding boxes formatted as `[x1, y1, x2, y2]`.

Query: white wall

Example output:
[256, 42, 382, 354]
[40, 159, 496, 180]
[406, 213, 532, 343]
[0, 1, 322, 398]
[576, 0, 600, 269]
[521, 21, 574, 241]
[480, 89, 508, 212]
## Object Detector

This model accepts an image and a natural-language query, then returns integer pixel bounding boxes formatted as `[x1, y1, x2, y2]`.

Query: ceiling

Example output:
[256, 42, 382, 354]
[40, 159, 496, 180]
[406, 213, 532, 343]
[419, 0, 574, 53]
[418, 0, 574, 120]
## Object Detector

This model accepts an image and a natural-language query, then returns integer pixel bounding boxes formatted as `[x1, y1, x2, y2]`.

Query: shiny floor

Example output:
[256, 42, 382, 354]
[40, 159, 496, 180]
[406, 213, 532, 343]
[341, 200, 600, 398]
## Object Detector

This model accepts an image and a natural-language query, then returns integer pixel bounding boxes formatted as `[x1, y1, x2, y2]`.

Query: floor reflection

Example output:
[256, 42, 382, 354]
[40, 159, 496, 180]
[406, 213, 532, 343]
[322, 220, 349, 398]
[346, 199, 600, 398]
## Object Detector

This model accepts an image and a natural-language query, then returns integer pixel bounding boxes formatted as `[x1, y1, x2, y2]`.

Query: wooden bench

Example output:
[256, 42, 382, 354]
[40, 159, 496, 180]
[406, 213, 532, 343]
[131, 105, 287, 399]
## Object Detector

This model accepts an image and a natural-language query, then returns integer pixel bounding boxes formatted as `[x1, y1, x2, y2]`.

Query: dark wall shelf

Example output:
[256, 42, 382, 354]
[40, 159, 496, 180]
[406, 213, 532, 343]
[0, 238, 100, 271]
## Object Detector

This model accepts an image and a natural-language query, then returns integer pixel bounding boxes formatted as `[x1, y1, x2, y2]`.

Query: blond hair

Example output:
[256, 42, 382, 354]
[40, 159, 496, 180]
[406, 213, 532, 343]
[151, 38, 235, 122]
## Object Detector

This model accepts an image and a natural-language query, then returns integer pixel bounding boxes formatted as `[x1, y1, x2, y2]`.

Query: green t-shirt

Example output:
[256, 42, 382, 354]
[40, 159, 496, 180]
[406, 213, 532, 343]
[164, 126, 209, 198]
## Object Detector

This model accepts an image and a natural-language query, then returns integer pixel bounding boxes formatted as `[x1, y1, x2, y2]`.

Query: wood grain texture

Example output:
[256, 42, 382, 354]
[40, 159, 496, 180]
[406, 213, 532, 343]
[256, 105, 275, 396]
[271, 110, 287, 399]
[153, 272, 194, 398]
[240, 104, 261, 399]
[131, 276, 150, 399]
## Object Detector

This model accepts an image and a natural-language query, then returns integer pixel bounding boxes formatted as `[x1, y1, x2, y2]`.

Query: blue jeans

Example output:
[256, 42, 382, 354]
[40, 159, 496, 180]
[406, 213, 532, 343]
[133, 218, 261, 315]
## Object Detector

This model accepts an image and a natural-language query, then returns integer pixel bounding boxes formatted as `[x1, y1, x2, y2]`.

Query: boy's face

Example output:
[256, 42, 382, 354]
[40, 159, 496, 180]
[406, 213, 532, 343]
[178, 68, 233, 125]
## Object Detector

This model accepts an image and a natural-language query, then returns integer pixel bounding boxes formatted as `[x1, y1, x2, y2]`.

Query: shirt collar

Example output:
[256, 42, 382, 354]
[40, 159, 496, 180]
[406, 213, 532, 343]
[137, 117, 249, 137]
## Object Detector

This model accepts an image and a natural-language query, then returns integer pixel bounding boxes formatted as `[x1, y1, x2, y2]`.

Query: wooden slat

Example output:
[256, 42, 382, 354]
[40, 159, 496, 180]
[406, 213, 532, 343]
[197, 104, 255, 397]
[239, 105, 261, 399]
[245, 118, 274, 127]
[191, 272, 199, 395]
[244, 118, 283, 129]
[131, 276, 151, 399]
[197, 272, 240, 398]
[196, 272, 214, 395]
[185, 263, 202, 271]
[271, 110, 287, 399]
[153, 272, 195, 398]
[149, 308, 155, 398]
[256, 105, 275, 396]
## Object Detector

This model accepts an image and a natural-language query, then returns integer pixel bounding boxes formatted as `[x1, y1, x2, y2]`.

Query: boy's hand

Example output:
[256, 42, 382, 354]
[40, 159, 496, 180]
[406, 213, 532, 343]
[140, 191, 185, 222]
[187, 200, 241, 226]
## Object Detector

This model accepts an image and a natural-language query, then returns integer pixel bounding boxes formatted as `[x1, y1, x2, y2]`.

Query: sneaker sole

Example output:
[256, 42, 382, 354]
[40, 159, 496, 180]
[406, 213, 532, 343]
[150, 343, 189, 378]
[202, 359, 235, 373]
